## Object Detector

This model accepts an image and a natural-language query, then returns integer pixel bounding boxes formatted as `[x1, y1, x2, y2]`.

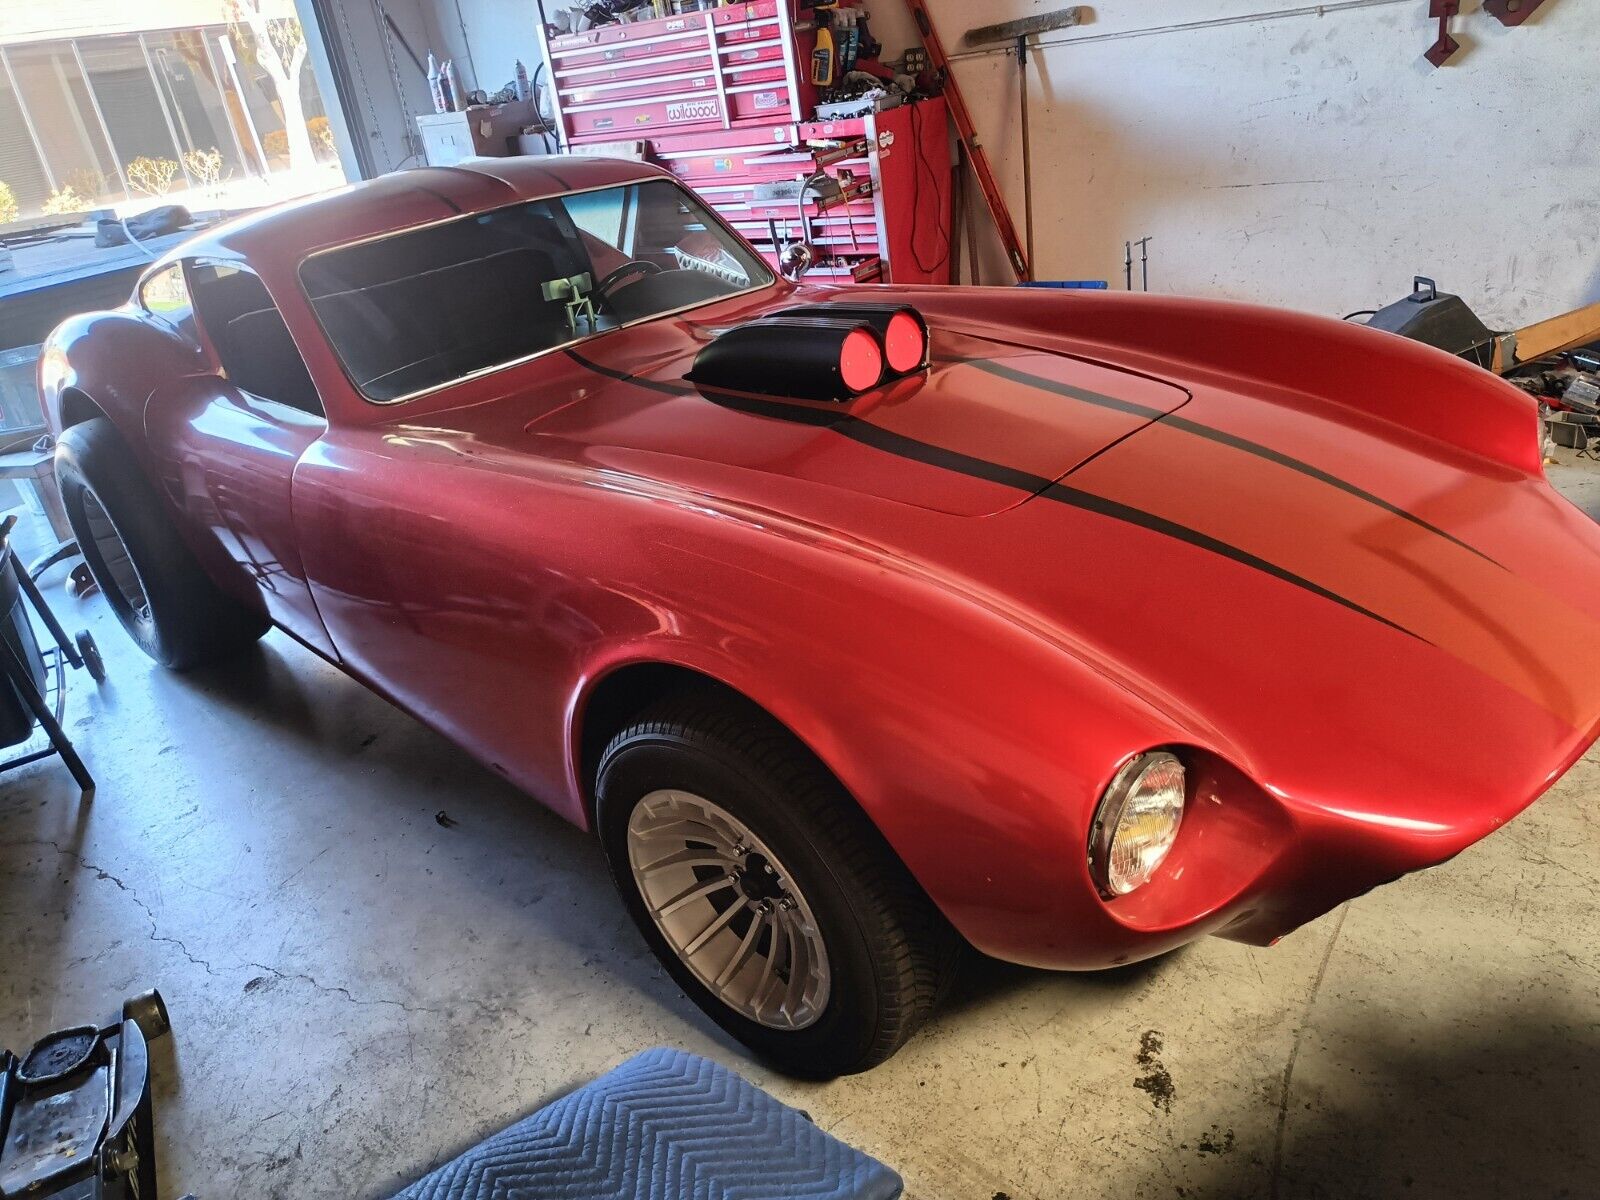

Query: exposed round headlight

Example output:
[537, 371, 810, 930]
[1090, 751, 1186, 897]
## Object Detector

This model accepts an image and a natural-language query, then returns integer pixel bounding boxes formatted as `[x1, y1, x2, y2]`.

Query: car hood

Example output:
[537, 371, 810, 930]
[540, 325, 1190, 516]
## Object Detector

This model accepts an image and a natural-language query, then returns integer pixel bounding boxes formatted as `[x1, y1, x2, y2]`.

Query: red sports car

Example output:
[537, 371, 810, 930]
[40, 158, 1600, 1077]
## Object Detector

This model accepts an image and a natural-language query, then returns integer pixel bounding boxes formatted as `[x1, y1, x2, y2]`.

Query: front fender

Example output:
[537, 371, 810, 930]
[296, 424, 1213, 967]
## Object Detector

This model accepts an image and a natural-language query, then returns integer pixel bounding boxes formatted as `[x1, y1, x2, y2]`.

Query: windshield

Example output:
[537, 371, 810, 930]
[298, 178, 772, 403]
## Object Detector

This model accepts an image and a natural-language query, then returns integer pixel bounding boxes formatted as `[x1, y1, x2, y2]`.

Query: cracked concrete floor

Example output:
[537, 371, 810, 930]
[3, 456, 1600, 1200]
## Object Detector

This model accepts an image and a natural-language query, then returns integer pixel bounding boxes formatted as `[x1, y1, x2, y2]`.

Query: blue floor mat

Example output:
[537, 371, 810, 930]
[392, 1047, 902, 1200]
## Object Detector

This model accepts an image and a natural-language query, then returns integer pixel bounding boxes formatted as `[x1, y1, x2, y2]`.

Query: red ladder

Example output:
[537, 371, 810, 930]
[902, 0, 1032, 281]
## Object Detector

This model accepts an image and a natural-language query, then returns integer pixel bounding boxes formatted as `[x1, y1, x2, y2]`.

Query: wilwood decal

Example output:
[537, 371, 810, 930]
[666, 99, 720, 122]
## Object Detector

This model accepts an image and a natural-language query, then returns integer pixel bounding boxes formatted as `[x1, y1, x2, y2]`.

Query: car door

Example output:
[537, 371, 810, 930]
[141, 259, 338, 659]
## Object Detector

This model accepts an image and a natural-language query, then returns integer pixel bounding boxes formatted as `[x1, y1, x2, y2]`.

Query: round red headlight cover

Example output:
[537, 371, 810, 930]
[839, 327, 885, 393]
[882, 311, 927, 374]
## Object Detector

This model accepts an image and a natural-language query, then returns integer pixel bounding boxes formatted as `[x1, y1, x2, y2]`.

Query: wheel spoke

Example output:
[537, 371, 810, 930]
[780, 916, 805, 1027]
[634, 846, 729, 876]
[751, 914, 781, 1017]
[682, 897, 744, 958]
[630, 817, 727, 844]
[714, 909, 765, 989]
[653, 873, 735, 919]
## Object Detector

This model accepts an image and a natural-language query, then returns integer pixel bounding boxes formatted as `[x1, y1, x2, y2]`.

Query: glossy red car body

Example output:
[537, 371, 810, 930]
[40, 157, 1600, 971]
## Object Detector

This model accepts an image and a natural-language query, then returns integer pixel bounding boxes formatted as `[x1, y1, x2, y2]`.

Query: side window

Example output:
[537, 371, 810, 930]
[189, 263, 324, 419]
[139, 264, 195, 340]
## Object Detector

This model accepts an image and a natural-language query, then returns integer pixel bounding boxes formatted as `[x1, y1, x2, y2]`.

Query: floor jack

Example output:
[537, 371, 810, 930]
[0, 991, 171, 1199]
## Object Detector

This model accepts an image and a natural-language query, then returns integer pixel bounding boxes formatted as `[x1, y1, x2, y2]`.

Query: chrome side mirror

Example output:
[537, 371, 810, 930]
[778, 240, 814, 282]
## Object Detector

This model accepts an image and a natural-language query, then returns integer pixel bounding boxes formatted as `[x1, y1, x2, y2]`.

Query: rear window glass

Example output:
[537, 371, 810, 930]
[298, 179, 771, 403]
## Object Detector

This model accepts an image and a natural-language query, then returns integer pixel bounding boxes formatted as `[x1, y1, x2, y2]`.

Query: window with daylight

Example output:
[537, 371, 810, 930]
[0, 2, 347, 224]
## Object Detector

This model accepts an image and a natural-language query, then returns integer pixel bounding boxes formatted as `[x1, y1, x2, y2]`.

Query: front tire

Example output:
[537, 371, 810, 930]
[55, 417, 267, 669]
[596, 689, 959, 1077]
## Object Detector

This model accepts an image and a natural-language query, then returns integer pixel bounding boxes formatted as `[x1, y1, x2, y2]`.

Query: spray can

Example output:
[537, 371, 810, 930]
[442, 58, 461, 111]
[426, 53, 445, 113]
[515, 59, 531, 102]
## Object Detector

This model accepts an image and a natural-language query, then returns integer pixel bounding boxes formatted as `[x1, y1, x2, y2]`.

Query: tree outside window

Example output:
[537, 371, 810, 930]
[227, 0, 314, 174]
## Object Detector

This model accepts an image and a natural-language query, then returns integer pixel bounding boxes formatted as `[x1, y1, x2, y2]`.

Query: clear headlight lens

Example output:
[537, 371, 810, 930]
[1090, 751, 1187, 897]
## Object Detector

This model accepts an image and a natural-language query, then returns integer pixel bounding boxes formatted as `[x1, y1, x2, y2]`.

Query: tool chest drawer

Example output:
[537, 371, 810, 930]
[542, 1, 816, 145]
[655, 134, 870, 187]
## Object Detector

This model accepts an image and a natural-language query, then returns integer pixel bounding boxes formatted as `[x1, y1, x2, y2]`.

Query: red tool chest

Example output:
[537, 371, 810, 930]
[537, 2, 951, 285]
[543, 2, 816, 142]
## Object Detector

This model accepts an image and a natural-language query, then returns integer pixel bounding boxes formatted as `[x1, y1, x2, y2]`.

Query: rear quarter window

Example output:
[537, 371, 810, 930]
[139, 264, 195, 339]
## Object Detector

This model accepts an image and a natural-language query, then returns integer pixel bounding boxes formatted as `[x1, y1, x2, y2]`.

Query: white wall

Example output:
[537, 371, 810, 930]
[430, 0, 549, 96]
[867, 0, 1600, 326]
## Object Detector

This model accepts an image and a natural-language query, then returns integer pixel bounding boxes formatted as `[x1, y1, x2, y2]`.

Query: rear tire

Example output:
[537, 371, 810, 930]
[55, 417, 266, 669]
[596, 688, 959, 1078]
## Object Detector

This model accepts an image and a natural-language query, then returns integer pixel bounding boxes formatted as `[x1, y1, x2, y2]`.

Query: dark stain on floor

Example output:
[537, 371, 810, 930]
[1196, 1124, 1236, 1155]
[1134, 1029, 1175, 1112]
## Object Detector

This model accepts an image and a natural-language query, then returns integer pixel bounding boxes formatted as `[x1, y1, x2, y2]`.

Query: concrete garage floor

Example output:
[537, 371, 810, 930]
[4, 456, 1600, 1200]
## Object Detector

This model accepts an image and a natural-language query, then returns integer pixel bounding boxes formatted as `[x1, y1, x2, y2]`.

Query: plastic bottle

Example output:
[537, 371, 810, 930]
[515, 59, 531, 102]
[427, 53, 445, 113]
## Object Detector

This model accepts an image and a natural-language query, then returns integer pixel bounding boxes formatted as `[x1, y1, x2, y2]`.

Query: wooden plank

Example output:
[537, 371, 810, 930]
[1512, 302, 1600, 366]
[963, 8, 1085, 47]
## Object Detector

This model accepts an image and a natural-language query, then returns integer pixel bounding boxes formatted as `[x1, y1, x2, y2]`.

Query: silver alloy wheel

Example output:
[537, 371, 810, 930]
[80, 490, 150, 619]
[627, 789, 831, 1030]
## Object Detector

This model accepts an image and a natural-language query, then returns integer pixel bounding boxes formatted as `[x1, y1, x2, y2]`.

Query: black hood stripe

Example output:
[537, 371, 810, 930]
[841, 418, 1417, 637]
[564, 349, 1423, 640]
[1042, 483, 1420, 638]
[969, 358, 1497, 566]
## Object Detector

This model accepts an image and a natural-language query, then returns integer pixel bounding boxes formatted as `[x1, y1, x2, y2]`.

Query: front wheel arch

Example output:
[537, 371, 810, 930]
[592, 684, 962, 1074]
[576, 661, 828, 826]
[572, 661, 955, 929]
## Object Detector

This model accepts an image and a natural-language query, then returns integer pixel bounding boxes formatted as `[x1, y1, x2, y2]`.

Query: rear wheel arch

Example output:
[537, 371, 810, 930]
[57, 386, 108, 431]
[55, 416, 267, 668]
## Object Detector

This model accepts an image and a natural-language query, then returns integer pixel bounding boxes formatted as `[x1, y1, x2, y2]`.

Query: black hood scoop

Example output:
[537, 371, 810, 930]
[688, 303, 929, 402]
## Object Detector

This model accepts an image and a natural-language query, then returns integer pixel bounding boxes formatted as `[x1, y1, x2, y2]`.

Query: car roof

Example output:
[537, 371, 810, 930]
[168, 156, 673, 270]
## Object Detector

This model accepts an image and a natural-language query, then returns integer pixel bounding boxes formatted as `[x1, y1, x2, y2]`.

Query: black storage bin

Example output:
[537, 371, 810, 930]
[0, 542, 46, 749]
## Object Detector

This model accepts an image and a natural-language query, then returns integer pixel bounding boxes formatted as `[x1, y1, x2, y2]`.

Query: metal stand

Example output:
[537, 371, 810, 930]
[0, 637, 92, 792]
[0, 516, 101, 793]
